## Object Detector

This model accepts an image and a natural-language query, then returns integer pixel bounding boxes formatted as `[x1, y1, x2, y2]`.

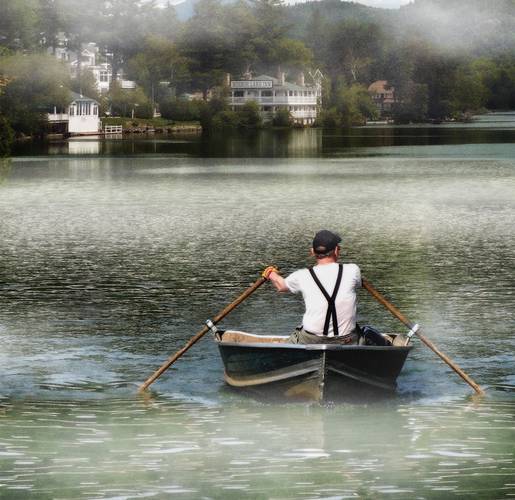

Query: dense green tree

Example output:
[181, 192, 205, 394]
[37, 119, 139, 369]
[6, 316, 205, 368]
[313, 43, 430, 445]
[450, 64, 489, 114]
[107, 82, 152, 118]
[198, 95, 227, 131]
[37, 0, 64, 54]
[412, 50, 459, 119]
[71, 69, 101, 101]
[145, 2, 179, 41]
[269, 39, 312, 74]
[470, 58, 515, 109]
[126, 36, 187, 106]
[179, 0, 231, 97]
[392, 81, 429, 123]
[318, 81, 378, 127]
[0, 115, 14, 156]
[160, 98, 202, 121]
[303, 7, 329, 65]
[59, 0, 102, 96]
[237, 100, 262, 129]
[272, 107, 293, 127]
[0, 53, 70, 136]
[0, 0, 38, 50]
[327, 20, 384, 83]
[211, 109, 240, 130]
[250, 0, 289, 67]
[96, 0, 148, 85]
[338, 83, 378, 126]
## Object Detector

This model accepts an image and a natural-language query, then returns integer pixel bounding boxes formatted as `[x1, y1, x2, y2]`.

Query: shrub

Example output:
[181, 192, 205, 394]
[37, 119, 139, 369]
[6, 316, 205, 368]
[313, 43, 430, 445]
[236, 101, 262, 129]
[317, 108, 341, 128]
[198, 96, 228, 131]
[108, 83, 152, 118]
[272, 107, 293, 127]
[211, 110, 239, 129]
[159, 98, 202, 121]
[134, 101, 154, 119]
[0, 115, 14, 156]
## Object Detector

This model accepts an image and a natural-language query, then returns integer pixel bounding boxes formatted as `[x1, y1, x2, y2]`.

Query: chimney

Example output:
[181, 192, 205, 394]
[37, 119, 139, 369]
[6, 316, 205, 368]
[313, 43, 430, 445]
[298, 72, 305, 87]
[280, 72, 286, 85]
[225, 73, 231, 87]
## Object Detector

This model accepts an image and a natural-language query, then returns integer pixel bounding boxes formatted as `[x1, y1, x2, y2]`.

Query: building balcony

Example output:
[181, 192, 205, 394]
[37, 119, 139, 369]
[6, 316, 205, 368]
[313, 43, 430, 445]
[230, 96, 317, 106]
[48, 113, 69, 122]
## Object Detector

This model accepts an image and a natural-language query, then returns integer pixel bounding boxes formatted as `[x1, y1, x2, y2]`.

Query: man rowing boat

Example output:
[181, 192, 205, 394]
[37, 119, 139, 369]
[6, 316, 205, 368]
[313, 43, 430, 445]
[263, 230, 362, 344]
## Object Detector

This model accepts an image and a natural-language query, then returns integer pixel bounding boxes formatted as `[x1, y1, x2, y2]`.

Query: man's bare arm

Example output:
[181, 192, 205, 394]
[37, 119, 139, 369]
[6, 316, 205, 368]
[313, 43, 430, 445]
[268, 271, 289, 292]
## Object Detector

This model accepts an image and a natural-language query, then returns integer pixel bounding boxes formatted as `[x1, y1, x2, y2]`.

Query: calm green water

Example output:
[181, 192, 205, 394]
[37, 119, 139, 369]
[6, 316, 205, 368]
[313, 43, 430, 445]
[1, 114, 514, 498]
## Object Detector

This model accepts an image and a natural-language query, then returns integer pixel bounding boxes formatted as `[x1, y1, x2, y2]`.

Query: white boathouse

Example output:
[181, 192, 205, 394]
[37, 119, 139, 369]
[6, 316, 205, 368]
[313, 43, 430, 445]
[229, 74, 319, 125]
[48, 92, 101, 136]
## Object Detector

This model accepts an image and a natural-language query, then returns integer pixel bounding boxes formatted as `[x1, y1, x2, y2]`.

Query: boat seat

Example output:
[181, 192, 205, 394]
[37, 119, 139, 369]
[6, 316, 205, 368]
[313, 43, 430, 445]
[221, 331, 288, 344]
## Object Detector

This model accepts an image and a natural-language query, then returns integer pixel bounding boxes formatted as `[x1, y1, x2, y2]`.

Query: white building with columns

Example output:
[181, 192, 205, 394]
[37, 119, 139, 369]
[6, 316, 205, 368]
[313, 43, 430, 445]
[48, 92, 101, 136]
[229, 73, 319, 125]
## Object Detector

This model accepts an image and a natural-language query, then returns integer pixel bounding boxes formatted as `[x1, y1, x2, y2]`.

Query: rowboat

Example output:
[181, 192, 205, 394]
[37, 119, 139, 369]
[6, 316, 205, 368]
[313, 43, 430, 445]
[215, 330, 413, 402]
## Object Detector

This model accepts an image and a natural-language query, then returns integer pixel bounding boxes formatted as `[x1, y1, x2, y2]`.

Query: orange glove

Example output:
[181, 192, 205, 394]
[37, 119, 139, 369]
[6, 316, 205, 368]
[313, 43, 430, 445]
[262, 265, 279, 279]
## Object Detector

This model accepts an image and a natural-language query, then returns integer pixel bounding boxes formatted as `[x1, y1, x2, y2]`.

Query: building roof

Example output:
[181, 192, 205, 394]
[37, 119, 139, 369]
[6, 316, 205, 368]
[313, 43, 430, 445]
[70, 92, 99, 104]
[368, 80, 394, 94]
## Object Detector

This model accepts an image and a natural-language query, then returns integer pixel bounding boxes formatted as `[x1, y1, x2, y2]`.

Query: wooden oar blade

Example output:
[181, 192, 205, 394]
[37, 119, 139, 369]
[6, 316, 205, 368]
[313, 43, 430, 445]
[138, 275, 267, 392]
[362, 278, 484, 395]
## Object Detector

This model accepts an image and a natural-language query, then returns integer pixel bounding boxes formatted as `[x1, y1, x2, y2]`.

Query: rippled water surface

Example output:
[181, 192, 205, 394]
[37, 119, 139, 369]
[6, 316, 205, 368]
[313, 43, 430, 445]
[1, 117, 514, 498]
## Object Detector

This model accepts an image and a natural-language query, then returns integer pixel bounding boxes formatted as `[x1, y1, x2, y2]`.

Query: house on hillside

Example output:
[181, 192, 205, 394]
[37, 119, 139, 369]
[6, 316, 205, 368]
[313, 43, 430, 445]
[368, 80, 395, 115]
[48, 92, 101, 136]
[51, 37, 135, 94]
[70, 44, 113, 93]
[228, 73, 320, 125]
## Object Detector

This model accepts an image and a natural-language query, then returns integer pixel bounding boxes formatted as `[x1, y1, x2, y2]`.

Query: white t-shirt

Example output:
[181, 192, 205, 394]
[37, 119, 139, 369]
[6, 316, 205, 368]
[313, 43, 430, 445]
[285, 262, 361, 337]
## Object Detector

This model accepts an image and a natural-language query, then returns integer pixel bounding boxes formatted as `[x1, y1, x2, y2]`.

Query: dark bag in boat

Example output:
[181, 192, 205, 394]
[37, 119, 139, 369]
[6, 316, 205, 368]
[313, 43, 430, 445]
[359, 325, 391, 346]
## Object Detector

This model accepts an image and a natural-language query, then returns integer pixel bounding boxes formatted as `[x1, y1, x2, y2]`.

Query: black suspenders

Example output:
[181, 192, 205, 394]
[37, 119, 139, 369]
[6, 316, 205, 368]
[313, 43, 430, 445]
[308, 264, 343, 336]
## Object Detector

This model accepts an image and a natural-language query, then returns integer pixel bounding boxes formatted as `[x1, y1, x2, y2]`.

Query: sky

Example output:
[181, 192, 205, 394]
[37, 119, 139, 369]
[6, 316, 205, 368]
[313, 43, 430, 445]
[345, 0, 412, 7]
[166, 0, 414, 8]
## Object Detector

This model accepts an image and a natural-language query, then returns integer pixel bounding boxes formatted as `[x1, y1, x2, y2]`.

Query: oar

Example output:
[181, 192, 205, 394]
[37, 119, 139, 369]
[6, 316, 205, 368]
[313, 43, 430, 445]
[138, 274, 268, 392]
[362, 278, 485, 396]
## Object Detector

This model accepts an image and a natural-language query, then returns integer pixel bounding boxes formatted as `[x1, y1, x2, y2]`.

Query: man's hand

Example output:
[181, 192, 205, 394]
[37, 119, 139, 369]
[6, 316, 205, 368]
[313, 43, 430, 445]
[262, 266, 289, 292]
[262, 265, 279, 280]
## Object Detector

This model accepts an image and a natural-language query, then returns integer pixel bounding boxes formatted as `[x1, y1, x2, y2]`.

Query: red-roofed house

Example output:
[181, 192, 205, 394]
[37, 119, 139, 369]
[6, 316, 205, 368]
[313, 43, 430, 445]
[368, 80, 395, 115]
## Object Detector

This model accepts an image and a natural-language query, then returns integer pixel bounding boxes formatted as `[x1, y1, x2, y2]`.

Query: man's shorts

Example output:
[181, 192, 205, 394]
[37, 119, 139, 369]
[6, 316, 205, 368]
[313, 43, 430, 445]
[288, 327, 359, 345]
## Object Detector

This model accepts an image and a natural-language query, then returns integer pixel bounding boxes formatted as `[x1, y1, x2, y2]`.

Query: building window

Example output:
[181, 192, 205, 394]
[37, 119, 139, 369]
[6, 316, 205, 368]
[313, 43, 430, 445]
[100, 71, 109, 83]
[288, 91, 293, 96]
[261, 90, 273, 97]
[263, 106, 271, 111]
[93, 105, 98, 116]
[233, 91, 244, 97]
[69, 106, 75, 116]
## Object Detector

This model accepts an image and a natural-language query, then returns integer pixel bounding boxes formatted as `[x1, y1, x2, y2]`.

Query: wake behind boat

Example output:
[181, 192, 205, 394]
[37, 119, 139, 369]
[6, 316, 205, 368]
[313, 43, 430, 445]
[215, 330, 413, 402]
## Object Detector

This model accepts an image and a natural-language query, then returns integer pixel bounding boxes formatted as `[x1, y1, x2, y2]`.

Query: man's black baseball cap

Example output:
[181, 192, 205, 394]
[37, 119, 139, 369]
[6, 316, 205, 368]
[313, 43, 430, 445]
[312, 230, 341, 256]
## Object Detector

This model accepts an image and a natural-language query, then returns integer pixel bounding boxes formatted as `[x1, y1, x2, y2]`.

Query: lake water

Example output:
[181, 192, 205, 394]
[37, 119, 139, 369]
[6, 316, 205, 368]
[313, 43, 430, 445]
[1, 114, 514, 498]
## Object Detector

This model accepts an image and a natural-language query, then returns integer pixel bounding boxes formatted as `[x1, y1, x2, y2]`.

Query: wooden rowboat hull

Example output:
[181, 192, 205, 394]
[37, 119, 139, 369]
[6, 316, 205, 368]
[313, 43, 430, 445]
[216, 331, 413, 402]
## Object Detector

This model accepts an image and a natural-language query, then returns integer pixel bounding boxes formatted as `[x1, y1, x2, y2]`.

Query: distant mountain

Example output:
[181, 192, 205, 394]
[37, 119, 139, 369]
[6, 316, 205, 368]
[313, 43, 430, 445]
[289, 0, 515, 55]
[168, 0, 515, 55]
[395, 0, 515, 54]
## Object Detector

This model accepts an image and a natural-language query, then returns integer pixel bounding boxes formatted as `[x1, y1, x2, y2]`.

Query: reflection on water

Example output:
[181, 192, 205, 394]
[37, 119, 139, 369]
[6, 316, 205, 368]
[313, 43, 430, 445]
[12, 112, 515, 158]
[1, 116, 514, 497]
[0, 397, 513, 498]
[68, 138, 101, 155]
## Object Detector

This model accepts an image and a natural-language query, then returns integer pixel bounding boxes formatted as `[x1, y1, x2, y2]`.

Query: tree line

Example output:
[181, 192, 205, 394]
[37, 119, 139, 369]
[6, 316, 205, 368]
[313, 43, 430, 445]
[1, 0, 514, 154]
